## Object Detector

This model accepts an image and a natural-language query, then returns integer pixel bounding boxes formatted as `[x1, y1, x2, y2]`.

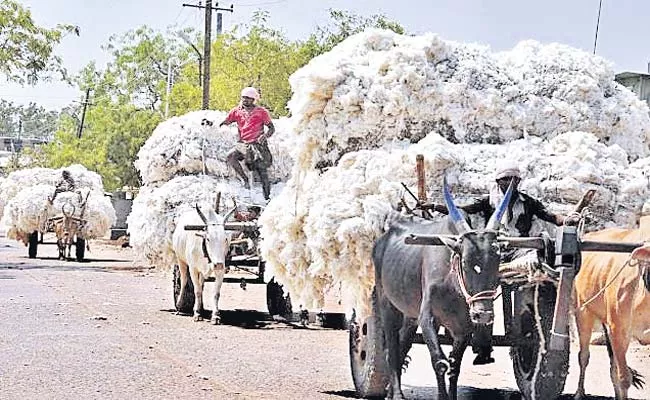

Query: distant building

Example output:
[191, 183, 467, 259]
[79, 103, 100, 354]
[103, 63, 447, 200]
[0, 136, 49, 170]
[0, 136, 48, 153]
[615, 71, 650, 107]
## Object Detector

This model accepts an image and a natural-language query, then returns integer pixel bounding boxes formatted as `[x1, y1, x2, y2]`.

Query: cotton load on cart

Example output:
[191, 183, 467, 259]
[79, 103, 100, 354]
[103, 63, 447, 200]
[257, 29, 650, 400]
[0, 165, 116, 261]
[126, 110, 295, 318]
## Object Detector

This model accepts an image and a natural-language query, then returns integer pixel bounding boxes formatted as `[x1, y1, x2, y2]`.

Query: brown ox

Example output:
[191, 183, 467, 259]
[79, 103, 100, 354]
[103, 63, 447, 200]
[52, 201, 82, 260]
[573, 215, 650, 400]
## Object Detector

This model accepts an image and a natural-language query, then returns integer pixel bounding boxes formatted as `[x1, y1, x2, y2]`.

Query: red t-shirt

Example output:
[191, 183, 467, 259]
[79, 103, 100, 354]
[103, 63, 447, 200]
[225, 106, 272, 143]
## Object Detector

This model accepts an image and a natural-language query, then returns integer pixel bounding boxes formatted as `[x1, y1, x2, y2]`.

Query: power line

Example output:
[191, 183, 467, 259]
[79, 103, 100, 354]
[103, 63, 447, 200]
[236, 0, 286, 6]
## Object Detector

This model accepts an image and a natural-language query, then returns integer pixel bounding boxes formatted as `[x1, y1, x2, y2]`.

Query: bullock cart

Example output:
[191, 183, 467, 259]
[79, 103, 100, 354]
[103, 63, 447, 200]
[172, 204, 293, 320]
[350, 221, 644, 400]
[27, 195, 90, 262]
[349, 157, 645, 400]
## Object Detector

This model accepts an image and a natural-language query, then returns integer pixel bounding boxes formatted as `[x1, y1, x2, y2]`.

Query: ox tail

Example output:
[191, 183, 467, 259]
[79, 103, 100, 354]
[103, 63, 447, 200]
[602, 323, 646, 389]
[602, 323, 613, 360]
[643, 266, 650, 293]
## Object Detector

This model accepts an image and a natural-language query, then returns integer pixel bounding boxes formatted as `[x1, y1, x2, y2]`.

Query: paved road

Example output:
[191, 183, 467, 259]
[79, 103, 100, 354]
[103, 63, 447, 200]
[0, 236, 648, 399]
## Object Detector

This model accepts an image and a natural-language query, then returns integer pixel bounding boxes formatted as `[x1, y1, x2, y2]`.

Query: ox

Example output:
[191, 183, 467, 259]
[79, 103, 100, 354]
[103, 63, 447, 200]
[52, 200, 82, 260]
[371, 180, 514, 400]
[172, 203, 234, 324]
[573, 215, 650, 400]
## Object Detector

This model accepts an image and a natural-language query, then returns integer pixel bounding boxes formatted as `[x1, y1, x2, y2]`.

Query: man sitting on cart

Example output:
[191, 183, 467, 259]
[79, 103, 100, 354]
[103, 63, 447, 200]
[419, 161, 581, 364]
[219, 87, 275, 201]
[49, 170, 77, 203]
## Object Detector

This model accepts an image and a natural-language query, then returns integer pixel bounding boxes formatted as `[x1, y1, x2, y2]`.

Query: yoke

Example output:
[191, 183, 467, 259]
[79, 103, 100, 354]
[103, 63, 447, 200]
[405, 225, 644, 350]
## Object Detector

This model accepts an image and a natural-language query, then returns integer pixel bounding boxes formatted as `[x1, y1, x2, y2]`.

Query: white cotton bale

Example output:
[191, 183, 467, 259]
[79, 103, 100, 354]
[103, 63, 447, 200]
[0, 164, 105, 222]
[134, 110, 294, 186]
[262, 29, 650, 316]
[288, 29, 650, 170]
[0, 165, 113, 243]
[1, 186, 116, 243]
[2, 184, 52, 243]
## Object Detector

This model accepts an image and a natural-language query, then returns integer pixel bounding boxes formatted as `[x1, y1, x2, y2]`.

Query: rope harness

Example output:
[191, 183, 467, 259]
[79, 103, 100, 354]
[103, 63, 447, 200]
[578, 254, 650, 311]
[451, 253, 501, 305]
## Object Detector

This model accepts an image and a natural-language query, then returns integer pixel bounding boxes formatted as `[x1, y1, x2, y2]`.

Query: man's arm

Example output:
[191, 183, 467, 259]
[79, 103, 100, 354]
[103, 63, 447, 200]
[530, 197, 569, 226]
[219, 108, 237, 127]
[259, 121, 275, 141]
[420, 196, 490, 215]
[258, 108, 275, 141]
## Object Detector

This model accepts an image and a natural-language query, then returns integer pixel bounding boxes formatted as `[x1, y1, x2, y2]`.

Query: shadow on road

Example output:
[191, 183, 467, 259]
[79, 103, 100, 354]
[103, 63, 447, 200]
[323, 387, 628, 399]
[0, 261, 150, 273]
[162, 308, 341, 331]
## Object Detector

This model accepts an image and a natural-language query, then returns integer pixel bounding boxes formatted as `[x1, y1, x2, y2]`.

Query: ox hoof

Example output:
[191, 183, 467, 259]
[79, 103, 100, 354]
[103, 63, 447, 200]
[211, 316, 221, 325]
[574, 391, 585, 400]
[193, 314, 203, 322]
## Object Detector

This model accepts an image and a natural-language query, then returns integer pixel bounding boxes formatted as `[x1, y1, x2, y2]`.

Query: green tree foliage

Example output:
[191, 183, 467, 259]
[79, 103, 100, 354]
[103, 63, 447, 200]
[170, 11, 309, 117]
[76, 26, 194, 110]
[0, 0, 78, 84]
[0, 99, 58, 139]
[34, 103, 161, 190]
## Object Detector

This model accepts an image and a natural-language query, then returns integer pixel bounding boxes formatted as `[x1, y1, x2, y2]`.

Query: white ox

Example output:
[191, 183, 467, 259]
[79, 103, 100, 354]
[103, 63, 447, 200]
[172, 204, 234, 324]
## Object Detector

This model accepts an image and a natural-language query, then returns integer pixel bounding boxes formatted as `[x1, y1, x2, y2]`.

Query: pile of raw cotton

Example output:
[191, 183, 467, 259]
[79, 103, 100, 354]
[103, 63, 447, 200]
[0, 165, 115, 244]
[134, 110, 293, 185]
[127, 110, 293, 267]
[259, 29, 650, 315]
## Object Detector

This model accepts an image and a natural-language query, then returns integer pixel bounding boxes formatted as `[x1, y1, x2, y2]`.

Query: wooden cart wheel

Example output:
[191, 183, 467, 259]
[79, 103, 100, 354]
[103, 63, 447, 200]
[28, 231, 39, 259]
[349, 287, 388, 398]
[75, 238, 86, 262]
[266, 277, 292, 319]
[173, 264, 195, 314]
[510, 283, 569, 400]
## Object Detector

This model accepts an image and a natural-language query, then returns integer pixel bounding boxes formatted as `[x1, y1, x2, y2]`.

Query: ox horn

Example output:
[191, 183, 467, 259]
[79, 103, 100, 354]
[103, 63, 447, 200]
[224, 207, 237, 222]
[224, 199, 237, 222]
[215, 192, 221, 214]
[443, 177, 471, 234]
[486, 179, 516, 231]
[195, 204, 208, 225]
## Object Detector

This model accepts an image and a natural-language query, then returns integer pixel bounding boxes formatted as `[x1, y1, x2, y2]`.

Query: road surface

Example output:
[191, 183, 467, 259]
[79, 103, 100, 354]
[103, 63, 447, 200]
[0, 235, 648, 399]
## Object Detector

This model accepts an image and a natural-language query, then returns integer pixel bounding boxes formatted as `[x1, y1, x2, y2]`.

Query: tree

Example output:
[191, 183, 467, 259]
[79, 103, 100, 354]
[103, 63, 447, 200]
[0, 100, 20, 135]
[34, 103, 161, 190]
[170, 11, 311, 117]
[88, 26, 195, 110]
[19, 102, 59, 139]
[0, 99, 58, 138]
[0, 0, 78, 84]
[170, 10, 405, 117]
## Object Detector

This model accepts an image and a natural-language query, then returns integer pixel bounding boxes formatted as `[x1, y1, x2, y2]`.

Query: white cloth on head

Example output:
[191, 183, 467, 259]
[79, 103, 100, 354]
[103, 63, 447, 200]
[495, 160, 521, 180]
[241, 87, 260, 101]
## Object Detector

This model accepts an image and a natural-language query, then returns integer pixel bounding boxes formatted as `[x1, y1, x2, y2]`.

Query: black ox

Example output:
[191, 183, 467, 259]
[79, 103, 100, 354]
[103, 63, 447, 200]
[371, 179, 514, 400]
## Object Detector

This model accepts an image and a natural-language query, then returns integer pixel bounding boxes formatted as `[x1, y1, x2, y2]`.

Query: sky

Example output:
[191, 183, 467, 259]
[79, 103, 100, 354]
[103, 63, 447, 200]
[1, 0, 649, 110]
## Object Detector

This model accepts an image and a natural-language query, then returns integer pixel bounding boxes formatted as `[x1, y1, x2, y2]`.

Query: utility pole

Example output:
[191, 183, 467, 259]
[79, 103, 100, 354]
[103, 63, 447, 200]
[593, 0, 603, 54]
[77, 88, 92, 139]
[183, 2, 234, 110]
